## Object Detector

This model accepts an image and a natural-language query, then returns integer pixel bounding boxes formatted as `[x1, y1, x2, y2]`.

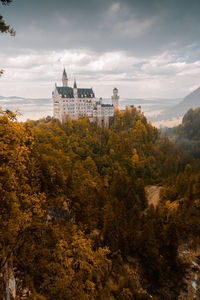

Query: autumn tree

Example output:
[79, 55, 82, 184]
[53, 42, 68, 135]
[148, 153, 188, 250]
[0, 110, 46, 298]
[0, 107, 193, 298]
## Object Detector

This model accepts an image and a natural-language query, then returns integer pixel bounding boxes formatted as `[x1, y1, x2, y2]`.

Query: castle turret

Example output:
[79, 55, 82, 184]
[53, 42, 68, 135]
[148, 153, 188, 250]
[112, 87, 119, 108]
[73, 78, 78, 98]
[62, 68, 68, 87]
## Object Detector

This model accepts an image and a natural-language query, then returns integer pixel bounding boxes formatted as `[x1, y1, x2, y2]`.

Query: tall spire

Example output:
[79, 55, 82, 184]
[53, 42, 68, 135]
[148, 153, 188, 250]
[63, 68, 67, 79]
[62, 68, 68, 87]
[73, 78, 77, 89]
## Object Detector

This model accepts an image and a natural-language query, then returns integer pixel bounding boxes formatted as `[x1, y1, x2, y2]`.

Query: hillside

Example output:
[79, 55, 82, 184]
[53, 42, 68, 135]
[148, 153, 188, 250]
[174, 107, 200, 160]
[1, 107, 200, 299]
[179, 86, 200, 111]
[164, 107, 200, 159]
[180, 106, 200, 140]
[153, 86, 200, 122]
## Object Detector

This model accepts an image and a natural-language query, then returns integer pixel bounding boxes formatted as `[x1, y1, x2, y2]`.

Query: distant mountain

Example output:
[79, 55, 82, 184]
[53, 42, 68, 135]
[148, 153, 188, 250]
[0, 96, 52, 121]
[0, 95, 181, 125]
[0, 95, 51, 101]
[178, 86, 200, 111]
[152, 86, 200, 121]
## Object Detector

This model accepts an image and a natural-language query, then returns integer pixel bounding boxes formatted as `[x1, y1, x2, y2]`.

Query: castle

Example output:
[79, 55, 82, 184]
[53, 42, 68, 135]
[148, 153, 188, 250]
[52, 69, 119, 126]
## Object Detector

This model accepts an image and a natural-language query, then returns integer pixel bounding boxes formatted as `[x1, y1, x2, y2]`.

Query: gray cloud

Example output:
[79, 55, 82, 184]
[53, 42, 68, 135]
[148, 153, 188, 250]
[1, 48, 200, 99]
[1, 0, 200, 56]
[1, 0, 200, 100]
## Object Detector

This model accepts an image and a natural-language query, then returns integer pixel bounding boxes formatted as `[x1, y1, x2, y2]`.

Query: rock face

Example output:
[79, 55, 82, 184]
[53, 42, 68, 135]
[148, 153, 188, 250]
[178, 247, 200, 299]
[145, 186, 161, 207]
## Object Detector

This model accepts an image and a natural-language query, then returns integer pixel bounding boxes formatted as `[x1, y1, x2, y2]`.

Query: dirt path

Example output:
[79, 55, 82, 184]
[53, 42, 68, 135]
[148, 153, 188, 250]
[145, 186, 162, 207]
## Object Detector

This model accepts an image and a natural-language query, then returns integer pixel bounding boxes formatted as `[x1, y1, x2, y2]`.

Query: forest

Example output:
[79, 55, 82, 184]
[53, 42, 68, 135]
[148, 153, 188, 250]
[162, 106, 200, 162]
[0, 106, 200, 299]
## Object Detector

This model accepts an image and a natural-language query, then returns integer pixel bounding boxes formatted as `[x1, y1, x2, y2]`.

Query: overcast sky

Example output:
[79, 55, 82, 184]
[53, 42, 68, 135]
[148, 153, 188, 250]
[1, 0, 200, 98]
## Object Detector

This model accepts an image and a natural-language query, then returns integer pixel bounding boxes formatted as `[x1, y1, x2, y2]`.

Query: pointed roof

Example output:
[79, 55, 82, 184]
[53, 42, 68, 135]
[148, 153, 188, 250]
[63, 68, 67, 79]
[73, 78, 77, 89]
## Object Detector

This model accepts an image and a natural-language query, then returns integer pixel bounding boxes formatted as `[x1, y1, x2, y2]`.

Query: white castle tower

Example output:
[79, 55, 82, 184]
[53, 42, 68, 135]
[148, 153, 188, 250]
[62, 68, 68, 87]
[112, 87, 119, 108]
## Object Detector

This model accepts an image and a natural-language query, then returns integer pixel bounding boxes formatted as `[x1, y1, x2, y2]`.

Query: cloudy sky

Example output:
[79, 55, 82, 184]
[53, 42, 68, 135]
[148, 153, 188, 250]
[1, 0, 200, 99]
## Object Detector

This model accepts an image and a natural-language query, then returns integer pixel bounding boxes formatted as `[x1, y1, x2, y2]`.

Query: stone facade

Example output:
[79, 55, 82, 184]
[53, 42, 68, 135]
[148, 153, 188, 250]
[52, 69, 119, 126]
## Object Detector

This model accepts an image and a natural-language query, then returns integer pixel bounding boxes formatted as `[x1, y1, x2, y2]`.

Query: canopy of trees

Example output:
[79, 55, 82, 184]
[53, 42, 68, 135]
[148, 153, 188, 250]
[162, 107, 200, 161]
[0, 107, 199, 299]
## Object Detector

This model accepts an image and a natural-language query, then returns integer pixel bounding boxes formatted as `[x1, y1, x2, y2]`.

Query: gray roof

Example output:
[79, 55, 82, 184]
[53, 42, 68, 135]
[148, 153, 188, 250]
[78, 88, 94, 98]
[101, 104, 113, 107]
[57, 87, 74, 98]
[56, 86, 95, 98]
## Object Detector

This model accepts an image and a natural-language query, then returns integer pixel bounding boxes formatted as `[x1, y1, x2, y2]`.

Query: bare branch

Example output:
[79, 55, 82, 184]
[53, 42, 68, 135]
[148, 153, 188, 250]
[0, 1, 15, 35]
[0, 15, 15, 35]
